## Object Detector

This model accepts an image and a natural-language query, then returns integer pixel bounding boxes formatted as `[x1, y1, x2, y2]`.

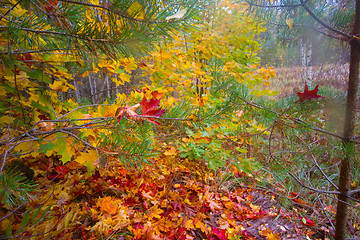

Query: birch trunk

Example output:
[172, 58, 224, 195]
[300, 37, 312, 87]
[306, 38, 312, 86]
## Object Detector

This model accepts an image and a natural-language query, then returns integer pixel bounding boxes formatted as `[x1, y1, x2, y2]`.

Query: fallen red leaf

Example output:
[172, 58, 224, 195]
[47, 165, 69, 180]
[296, 83, 323, 102]
[300, 216, 316, 226]
[211, 227, 227, 240]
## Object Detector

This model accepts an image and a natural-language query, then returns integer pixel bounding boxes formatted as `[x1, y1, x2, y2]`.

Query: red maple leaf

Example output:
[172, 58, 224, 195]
[297, 83, 323, 102]
[211, 227, 227, 240]
[140, 94, 166, 125]
[47, 165, 69, 180]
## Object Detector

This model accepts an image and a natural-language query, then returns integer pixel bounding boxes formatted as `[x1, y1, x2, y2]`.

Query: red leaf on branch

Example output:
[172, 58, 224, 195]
[296, 83, 323, 102]
[115, 90, 165, 124]
[140, 93, 166, 125]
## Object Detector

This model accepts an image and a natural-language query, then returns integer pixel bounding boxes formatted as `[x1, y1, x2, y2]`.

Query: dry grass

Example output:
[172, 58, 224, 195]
[270, 63, 349, 98]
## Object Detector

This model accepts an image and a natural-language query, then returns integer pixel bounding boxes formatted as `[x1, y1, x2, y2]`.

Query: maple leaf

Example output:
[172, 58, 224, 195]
[115, 103, 141, 123]
[212, 227, 227, 240]
[115, 90, 165, 124]
[140, 95, 166, 125]
[47, 165, 69, 180]
[259, 228, 281, 240]
[97, 196, 118, 215]
[296, 83, 323, 102]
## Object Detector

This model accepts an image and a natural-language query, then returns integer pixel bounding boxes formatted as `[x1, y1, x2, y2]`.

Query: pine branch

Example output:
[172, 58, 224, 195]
[244, 0, 306, 9]
[0, 0, 22, 22]
[299, 0, 351, 40]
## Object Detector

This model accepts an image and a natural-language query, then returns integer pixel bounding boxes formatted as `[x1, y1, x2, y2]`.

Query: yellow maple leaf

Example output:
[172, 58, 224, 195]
[75, 150, 98, 165]
[49, 80, 69, 92]
[260, 228, 281, 240]
[97, 196, 118, 215]
[184, 219, 195, 229]
[164, 146, 177, 156]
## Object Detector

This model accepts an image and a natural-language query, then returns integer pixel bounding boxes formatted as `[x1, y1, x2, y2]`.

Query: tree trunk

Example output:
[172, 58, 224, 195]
[306, 38, 312, 85]
[334, 0, 360, 239]
[114, 73, 119, 95]
[89, 73, 96, 104]
[105, 72, 111, 99]
[300, 37, 312, 87]
[73, 77, 80, 102]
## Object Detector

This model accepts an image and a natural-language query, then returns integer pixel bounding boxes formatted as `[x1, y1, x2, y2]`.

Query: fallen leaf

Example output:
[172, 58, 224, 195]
[260, 228, 281, 240]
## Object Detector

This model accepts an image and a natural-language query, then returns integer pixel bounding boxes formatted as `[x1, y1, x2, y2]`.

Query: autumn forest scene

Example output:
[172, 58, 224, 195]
[0, 0, 359, 239]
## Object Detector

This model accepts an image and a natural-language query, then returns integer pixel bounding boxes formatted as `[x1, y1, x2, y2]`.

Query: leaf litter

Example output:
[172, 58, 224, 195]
[12, 147, 330, 240]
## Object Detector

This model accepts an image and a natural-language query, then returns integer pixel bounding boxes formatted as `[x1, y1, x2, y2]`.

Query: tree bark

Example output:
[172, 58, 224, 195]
[105, 71, 111, 99]
[89, 73, 96, 104]
[334, 0, 360, 239]
[300, 37, 312, 87]
[73, 77, 80, 102]
[306, 38, 312, 85]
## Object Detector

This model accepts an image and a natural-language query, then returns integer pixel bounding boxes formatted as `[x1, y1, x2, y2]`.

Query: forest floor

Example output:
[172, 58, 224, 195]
[14, 150, 331, 240]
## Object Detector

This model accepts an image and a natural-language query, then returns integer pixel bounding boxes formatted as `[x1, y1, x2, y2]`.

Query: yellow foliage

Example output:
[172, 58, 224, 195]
[97, 196, 118, 215]
[49, 80, 69, 92]
[127, 1, 145, 20]
[4, 71, 30, 90]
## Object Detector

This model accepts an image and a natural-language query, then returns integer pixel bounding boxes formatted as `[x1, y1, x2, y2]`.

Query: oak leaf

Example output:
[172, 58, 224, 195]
[297, 83, 323, 102]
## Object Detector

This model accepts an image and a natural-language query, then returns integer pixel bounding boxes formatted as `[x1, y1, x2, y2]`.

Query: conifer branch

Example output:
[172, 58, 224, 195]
[244, 0, 306, 8]
[299, 0, 351, 40]
[0, 25, 141, 44]
[0, 0, 22, 22]
[59, 0, 189, 24]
